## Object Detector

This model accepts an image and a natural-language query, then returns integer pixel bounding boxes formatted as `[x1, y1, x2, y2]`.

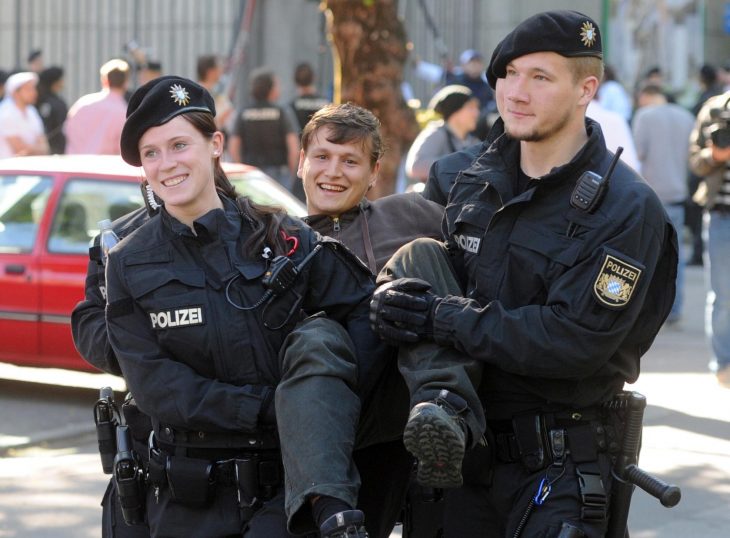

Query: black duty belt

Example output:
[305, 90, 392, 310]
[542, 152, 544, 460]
[488, 407, 618, 468]
[154, 422, 279, 451]
[148, 436, 283, 509]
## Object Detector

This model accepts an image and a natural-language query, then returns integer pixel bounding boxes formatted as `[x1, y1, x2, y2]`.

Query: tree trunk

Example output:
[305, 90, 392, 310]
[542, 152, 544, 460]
[324, 0, 419, 199]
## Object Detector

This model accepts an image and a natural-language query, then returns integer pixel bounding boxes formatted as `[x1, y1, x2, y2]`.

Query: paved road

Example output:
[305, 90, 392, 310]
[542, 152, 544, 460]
[1, 266, 729, 537]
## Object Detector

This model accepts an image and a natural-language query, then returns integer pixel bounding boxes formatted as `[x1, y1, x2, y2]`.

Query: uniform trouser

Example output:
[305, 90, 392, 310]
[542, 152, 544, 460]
[145, 484, 300, 538]
[378, 237, 486, 442]
[441, 450, 613, 538]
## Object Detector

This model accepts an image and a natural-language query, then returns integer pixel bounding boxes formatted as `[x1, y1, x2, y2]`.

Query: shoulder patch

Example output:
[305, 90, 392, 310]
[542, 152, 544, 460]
[593, 253, 642, 309]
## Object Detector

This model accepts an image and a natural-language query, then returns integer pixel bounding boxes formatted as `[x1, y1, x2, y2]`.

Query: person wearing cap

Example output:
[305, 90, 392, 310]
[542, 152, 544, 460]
[0, 71, 49, 158]
[104, 75, 385, 537]
[37, 66, 68, 154]
[446, 49, 494, 113]
[65, 59, 130, 155]
[371, 10, 677, 536]
[405, 84, 480, 186]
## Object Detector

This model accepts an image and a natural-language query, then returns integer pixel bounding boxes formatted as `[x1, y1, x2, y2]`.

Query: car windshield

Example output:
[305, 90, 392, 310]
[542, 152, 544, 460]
[0, 174, 53, 253]
[228, 170, 306, 217]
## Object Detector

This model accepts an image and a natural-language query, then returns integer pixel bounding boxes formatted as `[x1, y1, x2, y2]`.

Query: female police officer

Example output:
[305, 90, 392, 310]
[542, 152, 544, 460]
[104, 76, 380, 537]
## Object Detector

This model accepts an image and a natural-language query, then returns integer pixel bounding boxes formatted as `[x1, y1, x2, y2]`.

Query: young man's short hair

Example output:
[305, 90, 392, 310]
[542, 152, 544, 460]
[301, 103, 385, 166]
[571, 56, 604, 84]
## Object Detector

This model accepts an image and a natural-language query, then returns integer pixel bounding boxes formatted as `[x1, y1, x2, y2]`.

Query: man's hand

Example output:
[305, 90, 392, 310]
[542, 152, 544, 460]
[711, 142, 730, 164]
[369, 278, 441, 344]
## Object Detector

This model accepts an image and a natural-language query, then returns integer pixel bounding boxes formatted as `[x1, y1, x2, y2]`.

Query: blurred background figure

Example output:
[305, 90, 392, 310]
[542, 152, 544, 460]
[196, 54, 234, 132]
[720, 62, 730, 92]
[290, 61, 330, 133]
[689, 90, 730, 386]
[0, 69, 8, 100]
[638, 66, 675, 103]
[446, 49, 494, 114]
[632, 83, 696, 325]
[587, 97, 641, 172]
[446, 49, 495, 140]
[27, 49, 44, 73]
[36, 66, 68, 154]
[0, 71, 49, 158]
[598, 64, 632, 122]
[228, 67, 299, 191]
[405, 84, 480, 189]
[687, 64, 726, 265]
[137, 60, 162, 87]
[692, 63, 724, 116]
[65, 59, 130, 155]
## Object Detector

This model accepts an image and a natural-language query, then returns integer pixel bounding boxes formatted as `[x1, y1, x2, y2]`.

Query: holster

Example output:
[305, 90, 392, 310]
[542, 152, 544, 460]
[166, 455, 213, 507]
[234, 454, 282, 510]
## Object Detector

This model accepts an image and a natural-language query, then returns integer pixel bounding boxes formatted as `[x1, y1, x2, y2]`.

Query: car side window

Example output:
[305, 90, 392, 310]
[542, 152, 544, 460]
[0, 174, 53, 253]
[47, 178, 144, 255]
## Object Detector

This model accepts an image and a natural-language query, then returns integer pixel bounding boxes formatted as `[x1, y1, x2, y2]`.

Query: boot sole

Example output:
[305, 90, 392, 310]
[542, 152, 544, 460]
[403, 407, 465, 488]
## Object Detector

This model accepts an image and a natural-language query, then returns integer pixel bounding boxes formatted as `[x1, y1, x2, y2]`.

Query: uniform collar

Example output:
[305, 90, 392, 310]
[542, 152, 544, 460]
[163, 194, 242, 244]
[478, 117, 606, 184]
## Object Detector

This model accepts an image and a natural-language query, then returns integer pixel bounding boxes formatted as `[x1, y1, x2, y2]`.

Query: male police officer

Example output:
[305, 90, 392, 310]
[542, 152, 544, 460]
[371, 11, 678, 537]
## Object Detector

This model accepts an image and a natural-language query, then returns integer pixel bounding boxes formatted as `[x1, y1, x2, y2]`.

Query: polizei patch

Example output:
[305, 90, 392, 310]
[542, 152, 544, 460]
[453, 234, 481, 254]
[150, 306, 204, 329]
[593, 254, 641, 308]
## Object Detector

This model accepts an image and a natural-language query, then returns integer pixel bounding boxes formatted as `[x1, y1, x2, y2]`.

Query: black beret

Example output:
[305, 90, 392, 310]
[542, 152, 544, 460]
[120, 75, 216, 166]
[428, 85, 475, 120]
[486, 10, 602, 89]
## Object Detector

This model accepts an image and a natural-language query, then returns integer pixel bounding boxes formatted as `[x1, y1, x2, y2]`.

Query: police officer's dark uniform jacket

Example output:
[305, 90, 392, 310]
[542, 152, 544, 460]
[104, 192, 380, 536]
[106, 196, 378, 430]
[72, 206, 152, 538]
[233, 100, 296, 168]
[429, 116, 677, 537]
[436, 117, 677, 415]
[73, 206, 149, 376]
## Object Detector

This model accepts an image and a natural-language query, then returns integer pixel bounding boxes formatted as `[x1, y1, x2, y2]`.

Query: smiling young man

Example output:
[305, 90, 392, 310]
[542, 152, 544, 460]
[297, 103, 485, 538]
[370, 11, 678, 537]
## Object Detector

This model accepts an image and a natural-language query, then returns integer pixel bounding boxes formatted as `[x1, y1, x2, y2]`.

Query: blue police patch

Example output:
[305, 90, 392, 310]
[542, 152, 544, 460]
[593, 253, 642, 309]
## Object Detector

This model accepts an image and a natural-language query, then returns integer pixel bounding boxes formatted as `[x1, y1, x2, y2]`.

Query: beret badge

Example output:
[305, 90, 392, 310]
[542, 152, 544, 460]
[169, 83, 190, 106]
[580, 21, 597, 48]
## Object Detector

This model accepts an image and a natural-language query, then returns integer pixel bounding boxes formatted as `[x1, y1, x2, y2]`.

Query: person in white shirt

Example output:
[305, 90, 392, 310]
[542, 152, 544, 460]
[587, 98, 640, 173]
[0, 71, 49, 158]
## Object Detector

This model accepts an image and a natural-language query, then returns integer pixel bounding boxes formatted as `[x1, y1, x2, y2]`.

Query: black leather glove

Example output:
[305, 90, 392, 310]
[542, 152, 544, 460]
[369, 277, 441, 344]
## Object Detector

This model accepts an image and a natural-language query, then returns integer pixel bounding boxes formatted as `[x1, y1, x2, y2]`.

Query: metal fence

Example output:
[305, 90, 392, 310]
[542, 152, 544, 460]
[0, 0, 244, 103]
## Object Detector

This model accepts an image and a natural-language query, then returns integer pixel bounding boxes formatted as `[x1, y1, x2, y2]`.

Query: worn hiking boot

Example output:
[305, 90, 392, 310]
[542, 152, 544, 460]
[402, 390, 468, 488]
[319, 509, 368, 538]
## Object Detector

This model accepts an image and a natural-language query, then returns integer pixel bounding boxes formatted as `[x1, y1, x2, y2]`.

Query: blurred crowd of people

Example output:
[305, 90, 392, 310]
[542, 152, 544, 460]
[2, 44, 729, 388]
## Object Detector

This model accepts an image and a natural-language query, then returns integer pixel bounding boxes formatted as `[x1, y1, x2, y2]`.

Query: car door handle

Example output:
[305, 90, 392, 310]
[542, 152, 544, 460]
[5, 264, 26, 275]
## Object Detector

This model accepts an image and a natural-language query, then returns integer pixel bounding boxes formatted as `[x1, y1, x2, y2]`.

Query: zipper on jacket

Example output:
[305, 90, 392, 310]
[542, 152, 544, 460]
[332, 217, 341, 233]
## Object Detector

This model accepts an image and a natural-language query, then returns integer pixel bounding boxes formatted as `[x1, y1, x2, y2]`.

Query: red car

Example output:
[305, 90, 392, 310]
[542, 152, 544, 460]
[0, 155, 305, 372]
